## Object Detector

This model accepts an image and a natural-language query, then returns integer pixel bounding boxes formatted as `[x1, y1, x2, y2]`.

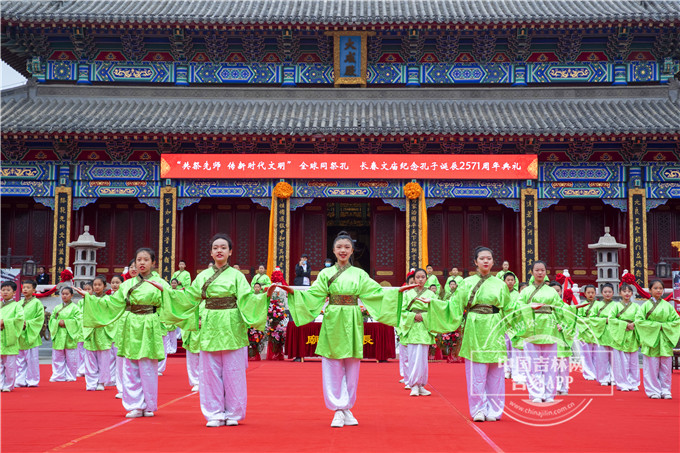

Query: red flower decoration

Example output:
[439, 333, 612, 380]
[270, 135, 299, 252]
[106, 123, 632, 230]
[59, 268, 74, 282]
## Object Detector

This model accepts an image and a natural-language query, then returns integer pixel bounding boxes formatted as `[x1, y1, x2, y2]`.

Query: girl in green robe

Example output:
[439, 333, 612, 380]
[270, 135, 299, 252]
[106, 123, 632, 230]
[79, 248, 195, 419]
[400, 268, 447, 397]
[49, 287, 82, 382]
[278, 231, 413, 428]
[82, 276, 114, 391]
[587, 283, 618, 386]
[635, 280, 680, 399]
[1, 281, 25, 392]
[517, 261, 571, 403]
[575, 284, 598, 381]
[165, 233, 269, 427]
[426, 247, 515, 422]
[608, 284, 641, 392]
[501, 272, 523, 381]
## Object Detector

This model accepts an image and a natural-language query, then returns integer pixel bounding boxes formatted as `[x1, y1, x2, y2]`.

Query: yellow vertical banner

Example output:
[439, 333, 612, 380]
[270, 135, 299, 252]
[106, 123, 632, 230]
[521, 188, 538, 283]
[628, 188, 648, 288]
[159, 186, 177, 281]
[419, 190, 428, 268]
[268, 182, 293, 282]
[52, 186, 72, 283]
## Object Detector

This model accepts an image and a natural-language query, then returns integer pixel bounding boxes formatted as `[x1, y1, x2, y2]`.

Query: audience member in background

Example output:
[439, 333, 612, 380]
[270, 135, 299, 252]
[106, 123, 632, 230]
[36, 266, 50, 285]
[294, 255, 311, 286]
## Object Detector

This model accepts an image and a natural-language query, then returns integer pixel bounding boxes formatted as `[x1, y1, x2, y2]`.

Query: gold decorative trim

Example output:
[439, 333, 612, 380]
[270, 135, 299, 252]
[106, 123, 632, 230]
[159, 186, 177, 280]
[52, 186, 72, 283]
[376, 271, 394, 276]
[628, 188, 648, 288]
[520, 188, 538, 283]
[326, 31, 375, 87]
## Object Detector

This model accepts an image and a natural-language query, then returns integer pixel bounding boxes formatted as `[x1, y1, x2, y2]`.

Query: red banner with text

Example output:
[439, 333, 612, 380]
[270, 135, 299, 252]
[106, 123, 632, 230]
[161, 154, 538, 180]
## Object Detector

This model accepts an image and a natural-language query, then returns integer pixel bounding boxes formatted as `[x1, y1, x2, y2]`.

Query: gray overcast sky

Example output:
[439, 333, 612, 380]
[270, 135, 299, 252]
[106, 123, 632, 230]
[1, 61, 27, 90]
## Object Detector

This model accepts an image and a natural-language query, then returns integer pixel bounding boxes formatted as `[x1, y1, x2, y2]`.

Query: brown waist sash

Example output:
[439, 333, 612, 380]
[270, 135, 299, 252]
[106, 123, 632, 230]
[328, 295, 358, 306]
[412, 309, 428, 314]
[534, 305, 554, 314]
[469, 304, 499, 315]
[205, 297, 238, 310]
[129, 305, 156, 315]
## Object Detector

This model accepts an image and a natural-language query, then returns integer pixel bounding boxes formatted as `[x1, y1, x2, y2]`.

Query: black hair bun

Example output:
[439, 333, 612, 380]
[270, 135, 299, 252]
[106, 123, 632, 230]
[336, 230, 351, 238]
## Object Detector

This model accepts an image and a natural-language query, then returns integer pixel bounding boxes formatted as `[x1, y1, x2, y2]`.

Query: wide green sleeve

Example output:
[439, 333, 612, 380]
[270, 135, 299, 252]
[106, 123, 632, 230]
[399, 289, 417, 334]
[48, 304, 60, 338]
[607, 318, 628, 349]
[659, 307, 680, 355]
[161, 284, 199, 331]
[235, 272, 268, 331]
[1, 304, 25, 351]
[83, 282, 127, 328]
[64, 304, 82, 341]
[359, 272, 401, 327]
[179, 271, 191, 289]
[516, 289, 535, 339]
[22, 300, 44, 347]
[635, 301, 661, 350]
[288, 271, 330, 326]
[427, 282, 465, 333]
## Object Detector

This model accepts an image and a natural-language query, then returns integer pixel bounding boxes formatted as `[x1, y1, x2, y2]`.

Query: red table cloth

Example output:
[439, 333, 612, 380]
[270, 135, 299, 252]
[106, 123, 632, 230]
[285, 321, 396, 361]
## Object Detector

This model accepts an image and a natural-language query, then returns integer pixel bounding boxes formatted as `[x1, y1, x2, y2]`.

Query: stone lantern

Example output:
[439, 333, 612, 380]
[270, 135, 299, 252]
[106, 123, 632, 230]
[67, 226, 106, 289]
[588, 227, 627, 296]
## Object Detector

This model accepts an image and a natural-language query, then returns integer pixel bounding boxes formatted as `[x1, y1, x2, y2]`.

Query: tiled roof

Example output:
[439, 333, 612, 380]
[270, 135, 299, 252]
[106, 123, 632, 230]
[2, 84, 678, 137]
[2, 0, 679, 26]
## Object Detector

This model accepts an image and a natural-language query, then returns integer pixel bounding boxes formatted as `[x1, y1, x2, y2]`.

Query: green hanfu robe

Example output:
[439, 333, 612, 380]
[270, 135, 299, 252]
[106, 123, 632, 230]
[400, 288, 440, 346]
[170, 265, 268, 352]
[575, 302, 597, 345]
[635, 298, 680, 357]
[18, 297, 43, 351]
[181, 301, 205, 354]
[171, 270, 192, 290]
[287, 264, 402, 360]
[83, 272, 195, 361]
[425, 274, 441, 295]
[49, 301, 81, 350]
[557, 304, 578, 358]
[427, 274, 514, 363]
[82, 294, 114, 351]
[518, 284, 572, 347]
[607, 301, 641, 353]
[251, 273, 272, 291]
[586, 300, 619, 348]
[507, 290, 525, 350]
[1, 301, 25, 355]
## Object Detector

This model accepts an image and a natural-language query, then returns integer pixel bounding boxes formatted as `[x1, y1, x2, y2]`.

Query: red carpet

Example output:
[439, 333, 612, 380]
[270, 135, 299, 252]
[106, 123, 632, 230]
[1, 359, 678, 453]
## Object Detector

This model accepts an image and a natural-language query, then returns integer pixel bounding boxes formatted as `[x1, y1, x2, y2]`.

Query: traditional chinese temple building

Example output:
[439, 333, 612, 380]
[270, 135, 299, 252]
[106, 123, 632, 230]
[2, 0, 679, 287]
